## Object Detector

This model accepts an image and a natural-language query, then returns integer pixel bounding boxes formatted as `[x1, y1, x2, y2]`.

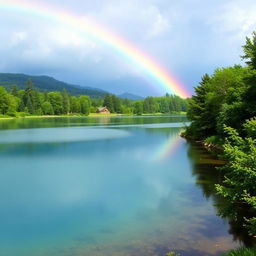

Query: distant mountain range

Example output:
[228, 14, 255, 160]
[0, 73, 108, 98]
[118, 92, 144, 100]
[0, 73, 144, 100]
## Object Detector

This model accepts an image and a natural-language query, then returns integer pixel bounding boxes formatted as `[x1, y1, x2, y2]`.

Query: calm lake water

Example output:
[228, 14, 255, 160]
[0, 116, 247, 256]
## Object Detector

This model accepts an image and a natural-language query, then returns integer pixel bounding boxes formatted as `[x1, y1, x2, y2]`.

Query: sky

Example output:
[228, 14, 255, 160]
[0, 0, 256, 97]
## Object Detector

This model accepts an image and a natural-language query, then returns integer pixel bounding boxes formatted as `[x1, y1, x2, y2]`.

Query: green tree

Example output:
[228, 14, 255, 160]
[7, 95, 19, 116]
[26, 96, 34, 114]
[0, 87, 9, 115]
[103, 94, 114, 113]
[143, 97, 158, 113]
[159, 97, 169, 113]
[70, 96, 81, 113]
[48, 92, 63, 115]
[216, 119, 256, 235]
[112, 95, 121, 113]
[23, 79, 36, 114]
[186, 74, 211, 137]
[134, 101, 143, 115]
[41, 101, 54, 115]
[79, 96, 91, 115]
[62, 89, 70, 114]
[241, 31, 256, 69]
[10, 84, 18, 97]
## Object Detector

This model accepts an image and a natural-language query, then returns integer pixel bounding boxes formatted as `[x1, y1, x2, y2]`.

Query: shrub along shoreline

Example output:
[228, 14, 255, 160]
[184, 31, 256, 252]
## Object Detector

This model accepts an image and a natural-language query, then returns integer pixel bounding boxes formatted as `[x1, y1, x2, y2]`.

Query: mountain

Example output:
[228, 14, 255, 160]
[0, 73, 109, 98]
[118, 92, 144, 100]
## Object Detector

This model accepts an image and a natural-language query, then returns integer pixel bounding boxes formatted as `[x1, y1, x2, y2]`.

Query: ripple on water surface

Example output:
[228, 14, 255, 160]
[0, 127, 131, 144]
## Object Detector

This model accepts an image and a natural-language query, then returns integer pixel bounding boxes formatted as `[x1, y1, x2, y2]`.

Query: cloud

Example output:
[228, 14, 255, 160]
[10, 31, 27, 47]
[210, 0, 256, 41]
[0, 0, 256, 95]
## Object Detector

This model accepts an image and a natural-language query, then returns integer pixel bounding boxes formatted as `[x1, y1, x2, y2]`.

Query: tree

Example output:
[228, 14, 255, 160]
[7, 95, 19, 116]
[48, 92, 63, 115]
[112, 95, 121, 113]
[10, 84, 18, 97]
[0, 87, 10, 115]
[134, 101, 143, 115]
[143, 97, 158, 113]
[62, 89, 70, 114]
[241, 31, 256, 69]
[103, 94, 114, 113]
[216, 119, 256, 235]
[159, 97, 169, 113]
[23, 79, 36, 114]
[42, 101, 54, 115]
[187, 66, 249, 138]
[26, 96, 34, 114]
[186, 74, 212, 137]
[79, 96, 91, 115]
[70, 96, 81, 113]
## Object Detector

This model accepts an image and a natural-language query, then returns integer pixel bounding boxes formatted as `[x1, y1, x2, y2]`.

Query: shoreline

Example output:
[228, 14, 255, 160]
[180, 132, 223, 152]
[0, 112, 187, 120]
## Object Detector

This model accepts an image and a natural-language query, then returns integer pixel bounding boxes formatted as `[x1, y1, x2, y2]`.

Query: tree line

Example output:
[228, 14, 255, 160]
[0, 79, 91, 116]
[100, 93, 188, 115]
[185, 32, 256, 236]
[0, 80, 188, 117]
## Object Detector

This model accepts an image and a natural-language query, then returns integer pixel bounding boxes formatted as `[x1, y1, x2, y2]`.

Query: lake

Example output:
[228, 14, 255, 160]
[0, 115, 247, 256]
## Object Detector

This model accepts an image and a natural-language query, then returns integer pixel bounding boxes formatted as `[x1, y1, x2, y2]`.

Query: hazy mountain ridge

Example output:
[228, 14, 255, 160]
[0, 73, 109, 98]
[118, 92, 144, 100]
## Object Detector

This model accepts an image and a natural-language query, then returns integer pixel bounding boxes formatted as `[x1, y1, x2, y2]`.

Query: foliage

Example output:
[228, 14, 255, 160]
[216, 120, 256, 234]
[0, 87, 10, 115]
[103, 94, 121, 113]
[186, 31, 256, 241]
[204, 135, 223, 146]
[0, 73, 108, 97]
[0, 83, 92, 116]
[241, 31, 256, 69]
[165, 252, 181, 256]
[0, 78, 188, 117]
[222, 247, 256, 256]
[187, 65, 250, 139]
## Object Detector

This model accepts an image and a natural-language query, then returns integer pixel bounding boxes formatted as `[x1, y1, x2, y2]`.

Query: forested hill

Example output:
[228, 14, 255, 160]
[0, 73, 108, 98]
[118, 92, 144, 100]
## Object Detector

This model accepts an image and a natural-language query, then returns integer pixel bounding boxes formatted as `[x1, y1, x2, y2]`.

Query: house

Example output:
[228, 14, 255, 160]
[96, 107, 110, 114]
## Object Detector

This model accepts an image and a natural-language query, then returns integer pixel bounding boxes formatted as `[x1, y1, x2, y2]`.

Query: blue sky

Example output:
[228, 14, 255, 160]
[0, 0, 256, 96]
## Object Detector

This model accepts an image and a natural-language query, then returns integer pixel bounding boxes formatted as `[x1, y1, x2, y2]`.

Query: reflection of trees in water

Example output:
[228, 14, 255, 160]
[0, 115, 188, 130]
[187, 141, 255, 247]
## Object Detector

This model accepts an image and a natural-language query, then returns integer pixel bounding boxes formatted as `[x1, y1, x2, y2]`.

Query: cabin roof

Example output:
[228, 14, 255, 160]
[97, 106, 109, 111]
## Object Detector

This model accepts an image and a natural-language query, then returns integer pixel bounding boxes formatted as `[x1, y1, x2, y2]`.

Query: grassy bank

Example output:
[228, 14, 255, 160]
[0, 112, 186, 120]
[0, 113, 119, 120]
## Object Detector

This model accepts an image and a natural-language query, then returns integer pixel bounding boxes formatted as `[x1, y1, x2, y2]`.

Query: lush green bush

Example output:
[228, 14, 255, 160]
[222, 247, 256, 256]
[186, 31, 256, 239]
[216, 119, 256, 234]
[204, 135, 223, 146]
[186, 32, 256, 140]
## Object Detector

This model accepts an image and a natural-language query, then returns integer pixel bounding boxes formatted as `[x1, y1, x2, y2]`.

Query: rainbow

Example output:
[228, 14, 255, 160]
[153, 133, 182, 161]
[0, 0, 191, 98]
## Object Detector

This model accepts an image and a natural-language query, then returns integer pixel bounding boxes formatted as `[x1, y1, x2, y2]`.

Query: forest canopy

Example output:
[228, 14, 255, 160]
[185, 31, 256, 236]
[0, 80, 188, 117]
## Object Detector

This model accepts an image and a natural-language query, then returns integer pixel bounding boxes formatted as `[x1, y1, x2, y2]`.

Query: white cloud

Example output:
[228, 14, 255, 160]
[1, 0, 256, 95]
[143, 5, 171, 39]
[210, 0, 256, 41]
[10, 31, 27, 47]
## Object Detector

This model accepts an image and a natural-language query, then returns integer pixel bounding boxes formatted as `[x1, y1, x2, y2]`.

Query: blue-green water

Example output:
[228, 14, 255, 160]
[0, 116, 243, 256]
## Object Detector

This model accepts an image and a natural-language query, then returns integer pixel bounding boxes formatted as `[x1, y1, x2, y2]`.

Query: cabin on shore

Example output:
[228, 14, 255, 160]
[96, 107, 110, 114]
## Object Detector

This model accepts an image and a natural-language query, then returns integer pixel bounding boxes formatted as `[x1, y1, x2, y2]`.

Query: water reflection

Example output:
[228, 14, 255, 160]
[0, 115, 187, 130]
[187, 141, 255, 247]
[0, 116, 249, 256]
